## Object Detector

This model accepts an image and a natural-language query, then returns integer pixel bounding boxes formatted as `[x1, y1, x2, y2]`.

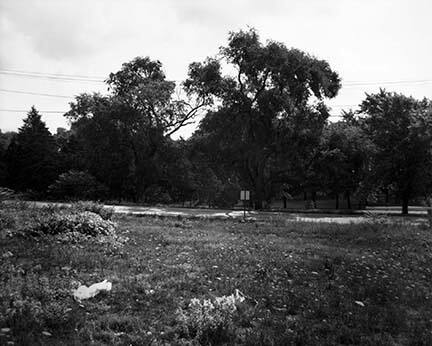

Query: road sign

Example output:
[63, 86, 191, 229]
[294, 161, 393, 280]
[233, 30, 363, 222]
[240, 190, 250, 220]
[240, 190, 250, 201]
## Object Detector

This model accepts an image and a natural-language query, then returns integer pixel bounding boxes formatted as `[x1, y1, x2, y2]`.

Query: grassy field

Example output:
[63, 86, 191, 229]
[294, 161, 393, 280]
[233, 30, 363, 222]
[1, 203, 432, 345]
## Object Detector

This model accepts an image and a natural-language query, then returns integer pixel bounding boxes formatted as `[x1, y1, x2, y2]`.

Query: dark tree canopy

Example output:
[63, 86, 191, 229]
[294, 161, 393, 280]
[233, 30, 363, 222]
[6, 107, 58, 193]
[187, 28, 341, 208]
[359, 89, 432, 214]
[2, 30, 431, 214]
[106, 57, 212, 137]
[314, 121, 375, 209]
[0, 130, 16, 186]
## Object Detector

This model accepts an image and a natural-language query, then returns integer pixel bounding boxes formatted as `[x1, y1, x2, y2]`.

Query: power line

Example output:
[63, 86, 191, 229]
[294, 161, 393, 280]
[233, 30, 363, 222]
[3, 68, 431, 87]
[0, 68, 106, 80]
[343, 79, 432, 87]
[331, 104, 357, 108]
[0, 109, 67, 114]
[0, 88, 361, 109]
[0, 70, 105, 83]
[0, 88, 73, 99]
[0, 68, 183, 83]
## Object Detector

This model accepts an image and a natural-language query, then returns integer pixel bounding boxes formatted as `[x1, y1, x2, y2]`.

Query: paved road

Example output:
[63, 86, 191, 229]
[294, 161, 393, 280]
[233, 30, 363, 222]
[28, 201, 428, 225]
[109, 205, 370, 223]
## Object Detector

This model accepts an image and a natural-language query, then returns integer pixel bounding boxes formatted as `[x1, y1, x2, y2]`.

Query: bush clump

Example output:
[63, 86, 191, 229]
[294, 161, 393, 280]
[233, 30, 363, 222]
[0, 187, 15, 200]
[176, 290, 245, 344]
[70, 201, 114, 220]
[48, 170, 108, 201]
[33, 211, 115, 237]
[0, 209, 15, 229]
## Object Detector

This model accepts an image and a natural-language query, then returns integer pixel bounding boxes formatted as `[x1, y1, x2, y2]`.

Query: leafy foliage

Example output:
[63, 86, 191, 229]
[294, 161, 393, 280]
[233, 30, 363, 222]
[1, 30, 432, 211]
[70, 201, 114, 220]
[176, 291, 245, 343]
[31, 211, 116, 237]
[315, 121, 375, 208]
[64, 55, 213, 202]
[5, 107, 59, 193]
[0, 187, 15, 200]
[0, 209, 15, 229]
[187, 28, 341, 208]
[48, 170, 108, 201]
[359, 90, 432, 213]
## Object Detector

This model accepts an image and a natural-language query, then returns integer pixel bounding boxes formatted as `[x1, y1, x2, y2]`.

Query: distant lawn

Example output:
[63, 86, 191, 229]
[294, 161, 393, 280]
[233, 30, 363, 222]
[1, 203, 432, 345]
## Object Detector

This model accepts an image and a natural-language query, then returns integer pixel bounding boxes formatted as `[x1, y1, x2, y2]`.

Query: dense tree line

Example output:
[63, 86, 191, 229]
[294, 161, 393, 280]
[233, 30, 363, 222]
[1, 29, 431, 214]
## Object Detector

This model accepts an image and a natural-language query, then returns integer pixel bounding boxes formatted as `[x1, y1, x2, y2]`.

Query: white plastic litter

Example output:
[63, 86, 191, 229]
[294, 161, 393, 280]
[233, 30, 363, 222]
[72, 280, 112, 301]
[354, 300, 365, 307]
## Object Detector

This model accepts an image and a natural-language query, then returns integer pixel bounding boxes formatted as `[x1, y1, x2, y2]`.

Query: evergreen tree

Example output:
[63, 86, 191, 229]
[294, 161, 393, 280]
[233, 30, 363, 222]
[6, 106, 58, 193]
[0, 130, 16, 186]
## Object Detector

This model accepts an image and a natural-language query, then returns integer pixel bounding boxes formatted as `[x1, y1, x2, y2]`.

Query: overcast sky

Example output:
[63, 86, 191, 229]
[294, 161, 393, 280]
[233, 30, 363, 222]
[1, 0, 431, 138]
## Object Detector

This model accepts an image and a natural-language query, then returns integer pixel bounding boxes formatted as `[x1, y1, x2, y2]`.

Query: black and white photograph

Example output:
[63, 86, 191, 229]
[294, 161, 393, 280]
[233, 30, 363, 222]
[1, 0, 432, 344]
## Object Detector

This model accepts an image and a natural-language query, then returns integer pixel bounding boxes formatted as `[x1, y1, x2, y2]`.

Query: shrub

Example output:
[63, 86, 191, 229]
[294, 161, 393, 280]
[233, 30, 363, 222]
[213, 184, 240, 209]
[176, 290, 245, 344]
[32, 211, 116, 237]
[0, 270, 79, 342]
[70, 201, 114, 220]
[0, 187, 15, 200]
[0, 209, 15, 229]
[48, 170, 108, 201]
[144, 185, 172, 204]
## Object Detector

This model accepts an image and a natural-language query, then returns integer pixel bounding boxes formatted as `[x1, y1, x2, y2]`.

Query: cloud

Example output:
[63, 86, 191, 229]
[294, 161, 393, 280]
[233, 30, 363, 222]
[0, 0, 174, 63]
[169, 0, 335, 28]
[0, 0, 100, 60]
[0, 0, 431, 135]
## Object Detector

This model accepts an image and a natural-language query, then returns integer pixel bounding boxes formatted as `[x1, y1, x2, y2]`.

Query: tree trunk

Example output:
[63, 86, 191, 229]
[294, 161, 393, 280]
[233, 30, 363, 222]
[312, 191, 317, 209]
[254, 199, 263, 210]
[252, 160, 267, 210]
[253, 177, 265, 210]
[346, 191, 351, 209]
[282, 196, 287, 209]
[335, 194, 339, 209]
[402, 195, 409, 215]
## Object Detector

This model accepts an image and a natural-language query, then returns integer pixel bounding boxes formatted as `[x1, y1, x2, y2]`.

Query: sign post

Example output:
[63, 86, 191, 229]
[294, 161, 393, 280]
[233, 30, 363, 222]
[240, 190, 250, 220]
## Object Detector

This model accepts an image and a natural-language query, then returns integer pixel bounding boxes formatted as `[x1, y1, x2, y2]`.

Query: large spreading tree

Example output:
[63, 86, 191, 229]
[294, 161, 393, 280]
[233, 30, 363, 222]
[359, 90, 432, 214]
[186, 28, 341, 208]
[65, 57, 214, 201]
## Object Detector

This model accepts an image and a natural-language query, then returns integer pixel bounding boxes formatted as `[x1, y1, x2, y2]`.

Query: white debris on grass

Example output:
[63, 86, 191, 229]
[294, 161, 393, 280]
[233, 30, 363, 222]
[72, 279, 112, 301]
[354, 300, 365, 307]
[2, 251, 13, 258]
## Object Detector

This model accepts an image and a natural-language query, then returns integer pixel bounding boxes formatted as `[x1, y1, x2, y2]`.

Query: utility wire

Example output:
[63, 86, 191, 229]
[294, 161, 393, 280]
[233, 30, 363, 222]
[0, 88, 73, 99]
[0, 69, 183, 83]
[2, 68, 432, 87]
[0, 70, 105, 83]
[0, 109, 343, 118]
[343, 79, 432, 87]
[0, 109, 66, 113]
[0, 87, 358, 110]
[0, 89, 359, 108]
[0, 68, 106, 80]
